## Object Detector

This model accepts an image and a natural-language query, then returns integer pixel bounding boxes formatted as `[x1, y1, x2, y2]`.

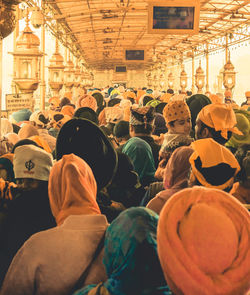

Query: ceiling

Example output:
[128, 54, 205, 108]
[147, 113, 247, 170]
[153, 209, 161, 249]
[34, 0, 250, 70]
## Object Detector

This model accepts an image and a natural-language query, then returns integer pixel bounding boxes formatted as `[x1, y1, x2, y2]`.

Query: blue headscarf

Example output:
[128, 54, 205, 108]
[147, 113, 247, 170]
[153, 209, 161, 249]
[122, 137, 156, 186]
[74, 207, 171, 295]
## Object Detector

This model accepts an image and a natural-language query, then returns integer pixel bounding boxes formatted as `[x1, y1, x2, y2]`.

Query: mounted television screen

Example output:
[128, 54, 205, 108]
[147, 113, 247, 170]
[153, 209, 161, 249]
[148, 0, 200, 35]
[125, 49, 144, 61]
[115, 66, 127, 72]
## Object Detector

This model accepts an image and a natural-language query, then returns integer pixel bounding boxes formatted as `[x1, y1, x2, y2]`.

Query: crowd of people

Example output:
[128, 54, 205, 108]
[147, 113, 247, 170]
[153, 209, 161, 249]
[0, 84, 249, 295]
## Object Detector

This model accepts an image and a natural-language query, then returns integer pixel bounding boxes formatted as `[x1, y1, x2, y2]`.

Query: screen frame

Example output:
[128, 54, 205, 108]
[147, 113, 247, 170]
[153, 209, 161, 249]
[123, 48, 147, 63]
[148, 0, 200, 35]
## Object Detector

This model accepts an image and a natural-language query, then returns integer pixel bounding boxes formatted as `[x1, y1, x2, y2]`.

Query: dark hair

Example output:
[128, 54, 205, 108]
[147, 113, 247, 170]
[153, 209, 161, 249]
[199, 121, 232, 145]
[167, 89, 174, 94]
[113, 120, 130, 138]
[186, 90, 192, 96]
[234, 144, 250, 183]
[133, 124, 153, 135]
[73, 107, 99, 125]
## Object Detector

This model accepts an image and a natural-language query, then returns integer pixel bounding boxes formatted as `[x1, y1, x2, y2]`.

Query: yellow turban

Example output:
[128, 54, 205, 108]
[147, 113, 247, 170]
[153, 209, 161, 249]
[163, 100, 191, 124]
[189, 138, 240, 190]
[157, 186, 250, 295]
[197, 103, 243, 139]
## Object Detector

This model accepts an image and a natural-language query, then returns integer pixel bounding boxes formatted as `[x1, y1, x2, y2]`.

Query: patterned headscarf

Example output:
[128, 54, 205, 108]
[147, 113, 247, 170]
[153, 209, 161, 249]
[163, 101, 190, 124]
[157, 186, 250, 295]
[74, 207, 171, 295]
[130, 105, 155, 127]
[76, 94, 97, 112]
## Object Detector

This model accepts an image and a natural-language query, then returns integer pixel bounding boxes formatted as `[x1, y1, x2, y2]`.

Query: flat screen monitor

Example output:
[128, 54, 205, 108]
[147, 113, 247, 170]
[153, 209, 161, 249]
[115, 66, 127, 72]
[148, 0, 200, 35]
[125, 49, 145, 61]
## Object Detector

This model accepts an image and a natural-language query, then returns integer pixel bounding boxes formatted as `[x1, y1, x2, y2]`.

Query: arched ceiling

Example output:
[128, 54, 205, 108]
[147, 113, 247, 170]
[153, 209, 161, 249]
[30, 0, 250, 70]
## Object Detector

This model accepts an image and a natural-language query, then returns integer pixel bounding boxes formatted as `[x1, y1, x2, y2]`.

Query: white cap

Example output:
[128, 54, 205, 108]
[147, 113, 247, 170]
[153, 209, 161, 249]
[14, 144, 53, 181]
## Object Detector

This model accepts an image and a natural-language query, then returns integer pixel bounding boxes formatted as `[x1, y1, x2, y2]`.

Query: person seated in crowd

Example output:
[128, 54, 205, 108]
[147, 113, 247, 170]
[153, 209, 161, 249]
[0, 153, 14, 182]
[241, 91, 250, 109]
[230, 144, 250, 204]
[188, 138, 240, 192]
[122, 137, 156, 187]
[1, 154, 108, 295]
[147, 146, 194, 214]
[74, 207, 171, 295]
[129, 105, 160, 168]
[224, 89, 233, 104]
[0, 144, 55, 287]
[195, 103, 242, 145]
[48, 96, 61, 112]
[74, 107, 99, 125]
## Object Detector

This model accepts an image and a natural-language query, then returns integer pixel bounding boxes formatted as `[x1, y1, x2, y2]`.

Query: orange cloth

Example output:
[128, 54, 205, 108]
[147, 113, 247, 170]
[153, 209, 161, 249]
[224, 90, 232, 98]
[245, 91, 250, 98]
[98, 108, 107, 126]
[1, 153, 14, 163]
[157, 186, 250, 295]
[29, 135, 52, 153]
[123, 91, 136, 100]
[61, 105, 75, 117]
[18, 123, 39, 139]
[48, 97, 60, 108]
[64, 92, 72, 101]
[161, 93, 172, 104]
[136, 90, 146, 103]
[189, 138, 240, 190]
[77, 94, 97, 111]
[209, 94, 223, 104]
[163, 100, 191, 124]
[197, 103, 243, 139]
[48, 153, 100, 225]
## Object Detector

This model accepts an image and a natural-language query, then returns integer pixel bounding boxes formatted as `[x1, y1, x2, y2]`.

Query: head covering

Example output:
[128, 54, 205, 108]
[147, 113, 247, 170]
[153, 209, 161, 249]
[245, 91, 250, 98]
[226, 109, 250, 149]
[1, 119, 13, 136]
[77, 207, 169, 295]
[29, 111, 49, 128]
[209, 94, 223, 104]
[0, 154, 15, 182]
[130, 105, 155, 127]
[18, 123, 39, 139]
[122, 137, 155, 185]
[224, 89, 232, 98]
[190, 138, 240, 190]
[155, 102, 167, 114]
[73, 107, 99, 125]
[63, 92, 72, 101]
[157, 186, 250, 295]
[197, 104, 243, 139]
[161, 93, 172, 104]
[136, 89, 146, 103]
[163, 100, 191, 124]
[164, 146, 194, 190]
[76, 94, 97, 111]
[92, 92, 104, 108]
[59, 97, 71, 108]
[48, 97, 60, 109]
[61, 105, 75, 117]
[107, 98, 121, 107]
[153, 113, 167, 136]
[119, 98, 132, 110]
[186, 94, 211, 129]
[13, 144, 53, 181]
[56, 118, 117, 190]
[4, 133, 19, 145]
[146, 99, 161, 108]
[49, 112, 71, 129]
[105, 106, 124, 124]
[10, 109, 32, 124]
[48, 154, 100, 226]
[28, 135, 52, 153]
[113, 120, 129, 138]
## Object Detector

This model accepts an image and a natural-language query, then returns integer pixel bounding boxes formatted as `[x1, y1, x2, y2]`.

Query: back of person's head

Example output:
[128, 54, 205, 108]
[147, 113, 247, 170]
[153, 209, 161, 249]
[167, 88, 174, 94]
[157, 186, 250, 295]
[29, 111, 49, 128]
[12, 138, 40, 153]
[48, 153, 100, 225]
[234, 144, 250, 185]
[196, 103, 241, 145]
[113, 120, 130, 139]
[73, 107, 99, 125]
[189, 138, 240, 191]
[10, 109, 32, 124]
[130, 105, 155, 135]
[59, 97, 71, 108]
[18, 123, 39, 140]
[13, 144, 53, 189]
[153, 113, 167, 136]
[56, 118, 117, 190]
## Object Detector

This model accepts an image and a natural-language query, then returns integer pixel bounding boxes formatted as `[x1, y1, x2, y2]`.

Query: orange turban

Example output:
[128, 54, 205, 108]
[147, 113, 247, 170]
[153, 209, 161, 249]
[161, 93, 172, 104]
[224, 90, 232, 98]
[209, 94, 223, 104]
[61, 105, 75, 117]
[29, 135, 52, 153]
[163, 100, 191, 124]
[245, 91, 250, 98]
[123, 91, 136, 100]
[157, 186, 250, 295]
[189, 138, 240, 190]
[197, 103, 243, 139]
[48, 154, 100, 225]
[136, 89, 146, 103]
[48, 97, 60, 108]
[76, 94, 97, 111]
[1, 153, 14, 163]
